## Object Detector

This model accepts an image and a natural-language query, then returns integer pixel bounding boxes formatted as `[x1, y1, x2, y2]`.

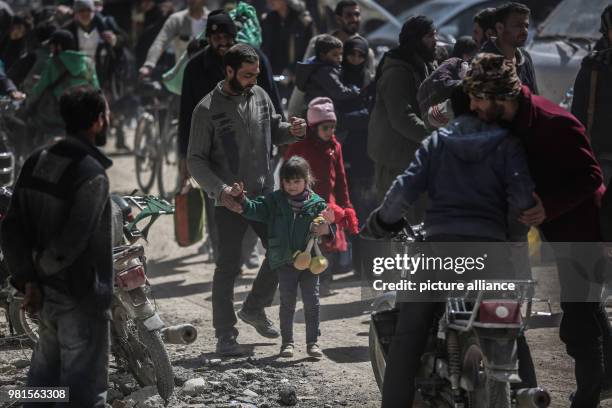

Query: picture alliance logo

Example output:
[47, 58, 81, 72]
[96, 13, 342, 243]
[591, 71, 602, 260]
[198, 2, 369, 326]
[372, 253, 488, 275]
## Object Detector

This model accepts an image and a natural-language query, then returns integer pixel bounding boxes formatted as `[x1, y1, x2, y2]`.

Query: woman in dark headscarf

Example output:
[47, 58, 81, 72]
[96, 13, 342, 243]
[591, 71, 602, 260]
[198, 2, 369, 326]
[341, 35, 371, 90]
[337, 35, 377, 241]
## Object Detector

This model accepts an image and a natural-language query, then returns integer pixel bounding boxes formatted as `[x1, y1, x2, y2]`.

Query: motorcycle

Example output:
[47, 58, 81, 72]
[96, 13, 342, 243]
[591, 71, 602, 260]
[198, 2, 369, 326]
[367, 226, 553, 408]
[109, 193, 198, 402]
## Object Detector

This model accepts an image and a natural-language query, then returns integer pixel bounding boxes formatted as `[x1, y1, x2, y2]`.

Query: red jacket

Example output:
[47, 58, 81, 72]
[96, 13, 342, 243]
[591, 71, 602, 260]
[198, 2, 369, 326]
[284, 133, 356, 251]
[512, 86, 604, 241]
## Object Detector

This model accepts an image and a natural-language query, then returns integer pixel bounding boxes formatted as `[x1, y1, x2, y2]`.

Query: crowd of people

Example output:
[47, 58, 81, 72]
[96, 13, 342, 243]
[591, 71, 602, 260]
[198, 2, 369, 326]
[2, 0, 612, 407]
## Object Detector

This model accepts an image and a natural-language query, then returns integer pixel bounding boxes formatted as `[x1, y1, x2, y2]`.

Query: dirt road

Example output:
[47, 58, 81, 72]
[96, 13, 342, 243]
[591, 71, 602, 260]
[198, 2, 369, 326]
[1, 142, 611, 408]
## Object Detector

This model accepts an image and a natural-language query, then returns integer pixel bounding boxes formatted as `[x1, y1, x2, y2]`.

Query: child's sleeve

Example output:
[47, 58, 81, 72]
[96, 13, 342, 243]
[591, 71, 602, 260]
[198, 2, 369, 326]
[316, 66, 360, 102]
[242, 194, 274, 223]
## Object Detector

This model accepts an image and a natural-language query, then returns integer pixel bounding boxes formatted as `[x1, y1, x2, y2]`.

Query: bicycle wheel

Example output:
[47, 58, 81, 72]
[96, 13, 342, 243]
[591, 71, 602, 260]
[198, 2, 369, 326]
[157, 119, 180, 199]
[134, 112, 159, 194]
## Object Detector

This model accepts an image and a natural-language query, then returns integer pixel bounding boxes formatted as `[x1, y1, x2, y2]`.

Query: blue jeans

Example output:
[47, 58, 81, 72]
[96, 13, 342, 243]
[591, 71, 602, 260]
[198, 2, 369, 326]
[25, 291, 109, 408]
[277, 265, 320, 344]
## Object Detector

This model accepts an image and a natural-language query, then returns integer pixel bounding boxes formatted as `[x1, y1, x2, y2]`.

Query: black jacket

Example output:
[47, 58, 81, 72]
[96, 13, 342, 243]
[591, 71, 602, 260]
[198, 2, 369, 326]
[2, 137, 114, 316]
[571, 39, 612, 155]
[295, 56, 360, 107]
[481, 40, 538, 95]
[261, 7, 314, 75]
[178, 45, 283, 157]
[64, 14, 126, 52]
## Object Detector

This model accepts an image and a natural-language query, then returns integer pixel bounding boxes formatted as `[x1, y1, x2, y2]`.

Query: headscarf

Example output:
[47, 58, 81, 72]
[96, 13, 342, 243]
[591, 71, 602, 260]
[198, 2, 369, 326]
[463, 53, 522, 100]
[342, 35, 369, 87]
[590, 5, 612, 66]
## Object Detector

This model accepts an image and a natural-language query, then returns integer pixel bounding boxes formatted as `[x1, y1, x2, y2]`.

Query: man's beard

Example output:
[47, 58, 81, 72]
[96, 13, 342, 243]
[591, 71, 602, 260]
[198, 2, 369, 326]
[95, 121, 108, 146]
[343, 23, 359, 36]
[213, 41, 233, 57]
[475, 101, 505, 124]
[416, 41, 436, 63]
[229, 76, 252, 95]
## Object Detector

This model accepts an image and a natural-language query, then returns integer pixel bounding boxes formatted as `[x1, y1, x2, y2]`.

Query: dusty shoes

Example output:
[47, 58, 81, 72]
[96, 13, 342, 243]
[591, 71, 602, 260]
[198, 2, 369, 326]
[307, 343, 323, 358]
[237, 308, 280, 339]
[216, 334, 244, 357]
[280, 343, 295, 358]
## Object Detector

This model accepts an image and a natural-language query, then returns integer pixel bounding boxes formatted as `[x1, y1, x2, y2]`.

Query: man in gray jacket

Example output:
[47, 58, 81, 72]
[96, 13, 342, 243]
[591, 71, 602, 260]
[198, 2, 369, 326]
[368, 16, 437, 216]
[139, 0, 209, 77]
[188, 44, 306, 356]
[2, 86, 113, 407]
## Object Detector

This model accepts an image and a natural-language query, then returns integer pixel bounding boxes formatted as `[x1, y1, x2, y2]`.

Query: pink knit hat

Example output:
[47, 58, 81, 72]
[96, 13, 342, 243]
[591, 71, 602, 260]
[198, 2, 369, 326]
[307, 97, 337, 126]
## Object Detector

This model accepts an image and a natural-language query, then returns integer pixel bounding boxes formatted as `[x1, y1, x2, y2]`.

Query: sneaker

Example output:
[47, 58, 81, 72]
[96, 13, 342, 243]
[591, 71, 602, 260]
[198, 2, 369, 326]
[279, 343, 294, 358]
[307, 343, 323, 358]
[319, 279, 337, 297]
[237, 308, 280, 339]
[216, 335, 245, 356]
[243, 253, 260, 269]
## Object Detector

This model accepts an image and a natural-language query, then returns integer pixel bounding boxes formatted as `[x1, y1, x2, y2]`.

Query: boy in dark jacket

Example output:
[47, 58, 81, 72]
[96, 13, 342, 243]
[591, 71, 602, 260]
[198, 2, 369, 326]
[295, 34, 360, 108]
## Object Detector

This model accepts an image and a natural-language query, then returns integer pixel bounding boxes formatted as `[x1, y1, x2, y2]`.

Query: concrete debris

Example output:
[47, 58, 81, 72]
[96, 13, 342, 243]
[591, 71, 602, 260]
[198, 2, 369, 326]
[279, 385, 298, 406]
[181, 377, 207, 396]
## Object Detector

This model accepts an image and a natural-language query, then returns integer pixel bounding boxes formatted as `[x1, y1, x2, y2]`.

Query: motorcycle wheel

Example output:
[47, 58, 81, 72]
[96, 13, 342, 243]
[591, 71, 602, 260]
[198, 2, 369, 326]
[369, 299, 395, 392]
[112, 316, 174, 402]
[134, 112, 159, 194]
[135, 321, 175, 401]
[369, 321, 386, 392]
[463, 337, 511, 408]
[8, 297, 39, 347]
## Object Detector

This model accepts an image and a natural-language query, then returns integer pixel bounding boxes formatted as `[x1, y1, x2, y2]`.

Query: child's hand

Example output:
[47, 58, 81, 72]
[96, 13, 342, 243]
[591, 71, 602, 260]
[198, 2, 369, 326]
[321, 207, 335, 223]
[229, 182, 245, 198]
[312, 221, 331, 237]
[289, 117, 307, 138]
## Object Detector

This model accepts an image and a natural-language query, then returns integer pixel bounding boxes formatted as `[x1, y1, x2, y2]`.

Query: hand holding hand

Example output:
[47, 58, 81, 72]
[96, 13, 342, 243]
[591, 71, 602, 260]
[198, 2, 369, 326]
[289, 116, 306, 138]
[220, 185, 244, 213]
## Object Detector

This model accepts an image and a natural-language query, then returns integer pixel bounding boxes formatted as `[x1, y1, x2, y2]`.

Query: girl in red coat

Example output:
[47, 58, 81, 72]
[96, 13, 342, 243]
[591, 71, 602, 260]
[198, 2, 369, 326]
[284, 97, 359, 296]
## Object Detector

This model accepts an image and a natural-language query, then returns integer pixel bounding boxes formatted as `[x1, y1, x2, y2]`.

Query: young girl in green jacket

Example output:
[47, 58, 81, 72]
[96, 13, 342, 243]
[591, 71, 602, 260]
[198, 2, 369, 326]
[232, 156, 334, 358]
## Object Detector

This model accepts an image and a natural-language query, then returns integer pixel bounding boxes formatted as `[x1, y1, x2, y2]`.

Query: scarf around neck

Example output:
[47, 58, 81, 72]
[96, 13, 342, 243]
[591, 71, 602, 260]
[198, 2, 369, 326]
[286, 189, 311, 213]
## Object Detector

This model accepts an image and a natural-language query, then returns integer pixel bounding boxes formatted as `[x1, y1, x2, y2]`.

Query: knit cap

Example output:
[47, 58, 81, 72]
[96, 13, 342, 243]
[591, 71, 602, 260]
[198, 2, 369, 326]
[344, 35, 369, 56]
[206, 10, 237, 37]
[307, 97, 337, 126]
[73, 0, 95, 12]
[463, 53, 522, 100]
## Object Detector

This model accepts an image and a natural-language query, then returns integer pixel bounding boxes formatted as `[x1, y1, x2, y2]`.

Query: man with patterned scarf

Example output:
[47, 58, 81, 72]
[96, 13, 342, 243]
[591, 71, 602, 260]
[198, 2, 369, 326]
[572, 5, 612, 184]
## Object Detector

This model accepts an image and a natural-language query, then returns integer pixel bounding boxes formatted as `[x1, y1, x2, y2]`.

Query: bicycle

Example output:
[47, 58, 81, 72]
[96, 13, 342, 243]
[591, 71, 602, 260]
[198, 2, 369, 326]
[133, 81, 181, 199]
[0, 97, 24, 187]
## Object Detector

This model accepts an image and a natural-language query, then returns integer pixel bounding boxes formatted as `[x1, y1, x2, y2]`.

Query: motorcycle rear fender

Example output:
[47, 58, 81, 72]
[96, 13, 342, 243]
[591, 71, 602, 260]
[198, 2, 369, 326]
[476, 331, 521, 383]
[116, 287, 155, 319]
